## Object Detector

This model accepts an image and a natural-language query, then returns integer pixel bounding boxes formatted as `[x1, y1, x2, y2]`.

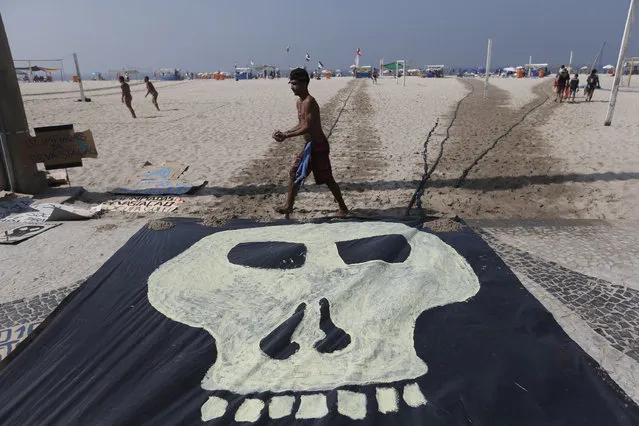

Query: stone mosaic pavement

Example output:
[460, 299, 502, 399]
[0, 283, 80, 359]
[469, 219, 639, 403]
[1, 219, 637, 404]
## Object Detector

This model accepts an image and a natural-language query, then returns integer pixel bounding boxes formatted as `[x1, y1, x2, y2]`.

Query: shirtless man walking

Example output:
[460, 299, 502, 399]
[272, 68, 348, 218]
[119, 76, 136, 118]
[144, 76, 160, 111]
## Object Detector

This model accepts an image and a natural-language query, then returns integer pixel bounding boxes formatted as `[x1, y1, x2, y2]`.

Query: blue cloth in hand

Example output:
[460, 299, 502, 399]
[294, 141, 312, 186]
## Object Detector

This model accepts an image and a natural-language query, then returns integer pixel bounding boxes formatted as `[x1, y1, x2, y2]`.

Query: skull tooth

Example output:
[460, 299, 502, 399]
[200, 396, 228, 421]
[337, 390, 367, 420]
[376, 387, 399, 413]
[268, 395, 295, 419]
[234, 398, 265, 423]
[403, 383, 427, 407]
[295, 394, 328, 419]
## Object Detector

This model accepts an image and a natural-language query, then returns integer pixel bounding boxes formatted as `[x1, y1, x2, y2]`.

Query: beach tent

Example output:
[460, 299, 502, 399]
[156, 68, 181, 81]
[234, 67, 254, 80]
[424, 65, 445, 78]
[354, 66, 372, 78]
[382, 62, 403, 71]
[254, 65, 276, 71]
[15, 65, 59, 72]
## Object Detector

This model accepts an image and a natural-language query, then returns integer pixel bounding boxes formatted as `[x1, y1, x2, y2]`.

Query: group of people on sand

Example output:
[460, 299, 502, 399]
[119, 76, 160, 118]
[555, 65, 601, 103]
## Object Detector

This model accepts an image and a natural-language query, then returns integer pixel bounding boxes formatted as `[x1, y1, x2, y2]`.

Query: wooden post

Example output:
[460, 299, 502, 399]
[0, 13, 45, 193]
[73, 53, 86, 101]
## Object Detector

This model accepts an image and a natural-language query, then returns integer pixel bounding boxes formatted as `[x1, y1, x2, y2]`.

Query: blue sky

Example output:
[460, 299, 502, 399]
[3, 0, 638, 73]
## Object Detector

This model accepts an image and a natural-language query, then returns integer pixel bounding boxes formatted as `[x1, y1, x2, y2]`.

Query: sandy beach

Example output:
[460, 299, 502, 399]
[2, 74, 636, 297]
[5, 72, 638, 299]
[17, 73, 639, 222]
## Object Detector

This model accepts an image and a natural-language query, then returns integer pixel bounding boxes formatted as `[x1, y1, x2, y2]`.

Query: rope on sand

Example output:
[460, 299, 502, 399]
[409, 118, 439, 210]
[327, 81, 359, 139]
[406, 83, 475, 215]
[454, 91, 550, 188]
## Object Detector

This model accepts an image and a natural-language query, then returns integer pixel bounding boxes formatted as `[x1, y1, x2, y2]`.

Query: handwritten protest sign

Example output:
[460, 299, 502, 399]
[101, 196, 185, 213]
[20, 125, 98, 169]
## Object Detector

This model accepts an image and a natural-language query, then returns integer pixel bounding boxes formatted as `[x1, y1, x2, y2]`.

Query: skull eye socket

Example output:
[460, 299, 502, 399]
[227, 242, 307, 269]
[336, 234, 411, 264]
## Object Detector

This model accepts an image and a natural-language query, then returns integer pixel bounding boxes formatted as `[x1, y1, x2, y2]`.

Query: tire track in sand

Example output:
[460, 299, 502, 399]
[422, 79, 573, 218]
[329, 80, 386, 184]
[197, 80, 358, 221]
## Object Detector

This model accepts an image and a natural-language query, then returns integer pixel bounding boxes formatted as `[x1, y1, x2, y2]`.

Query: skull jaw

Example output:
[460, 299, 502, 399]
[201, 345, 428, 394]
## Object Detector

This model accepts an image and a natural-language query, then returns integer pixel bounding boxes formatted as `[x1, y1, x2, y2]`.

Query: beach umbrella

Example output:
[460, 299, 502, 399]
[603, 64, 615, 70]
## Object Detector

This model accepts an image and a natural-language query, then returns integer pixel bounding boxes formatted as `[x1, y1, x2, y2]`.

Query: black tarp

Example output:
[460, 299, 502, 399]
[0, 217, 637, 425]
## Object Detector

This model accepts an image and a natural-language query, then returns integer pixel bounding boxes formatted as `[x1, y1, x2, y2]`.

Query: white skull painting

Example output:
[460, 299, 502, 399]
[148, 222, 480, 422]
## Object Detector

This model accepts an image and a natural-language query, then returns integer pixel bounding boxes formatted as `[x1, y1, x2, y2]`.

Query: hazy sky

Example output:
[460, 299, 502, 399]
[3, 0, 639, 73]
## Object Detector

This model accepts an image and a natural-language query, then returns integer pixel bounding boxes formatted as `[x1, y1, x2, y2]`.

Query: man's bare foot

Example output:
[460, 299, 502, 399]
[336, 209, 348, 218]
[276, 206, 292, 219]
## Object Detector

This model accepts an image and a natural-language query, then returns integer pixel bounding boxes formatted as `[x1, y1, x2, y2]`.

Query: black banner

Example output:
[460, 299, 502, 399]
[0, 218, 637, 425]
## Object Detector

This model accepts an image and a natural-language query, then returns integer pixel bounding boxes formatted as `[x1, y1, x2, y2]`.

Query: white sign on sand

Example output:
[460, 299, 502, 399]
[0, 224, 61, 244]
[101, 196, 184, 213]
[0, 199, 101, 223]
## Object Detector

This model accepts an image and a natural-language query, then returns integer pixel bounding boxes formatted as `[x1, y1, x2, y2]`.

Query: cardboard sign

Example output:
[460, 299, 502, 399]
[111, 180, 206, 195]
[111, 162, 206, 195]
[21, 125, 98, 168]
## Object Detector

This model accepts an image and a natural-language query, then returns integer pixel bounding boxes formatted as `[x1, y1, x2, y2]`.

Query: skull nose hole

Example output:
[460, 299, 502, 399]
[260, 303, 306, 360]
[314, 298, 352, 353]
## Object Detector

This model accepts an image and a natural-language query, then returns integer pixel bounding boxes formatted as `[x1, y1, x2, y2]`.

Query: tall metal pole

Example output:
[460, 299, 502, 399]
[73, 52, 86, 101]
[403, 61, 406, 86]
[528, 55, 532, 77]
[484, 39, 492, 98]
[605, 0, 637, 126]
[568, 51, 573, 73]
[27, 60, 32, 81]
[0, 13, 44, 193]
